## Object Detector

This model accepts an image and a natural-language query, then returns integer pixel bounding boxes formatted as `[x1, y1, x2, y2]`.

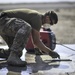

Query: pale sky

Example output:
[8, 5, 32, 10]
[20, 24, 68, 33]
[0, 0, 75, 3]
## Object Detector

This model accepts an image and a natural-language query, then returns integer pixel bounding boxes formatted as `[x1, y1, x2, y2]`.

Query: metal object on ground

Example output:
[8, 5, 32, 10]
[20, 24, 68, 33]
[45, 59, 72, 62]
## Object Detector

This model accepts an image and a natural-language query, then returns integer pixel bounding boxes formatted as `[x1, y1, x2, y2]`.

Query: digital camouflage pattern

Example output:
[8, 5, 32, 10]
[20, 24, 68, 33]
[0, 17, 32, 52]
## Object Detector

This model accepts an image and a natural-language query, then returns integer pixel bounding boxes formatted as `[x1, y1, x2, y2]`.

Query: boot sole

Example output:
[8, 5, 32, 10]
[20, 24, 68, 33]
[7, 61, 27, 67]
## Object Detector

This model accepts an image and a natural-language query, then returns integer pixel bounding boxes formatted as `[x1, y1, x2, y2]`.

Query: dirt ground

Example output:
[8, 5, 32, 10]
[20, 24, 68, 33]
[0, 4, 75, 44]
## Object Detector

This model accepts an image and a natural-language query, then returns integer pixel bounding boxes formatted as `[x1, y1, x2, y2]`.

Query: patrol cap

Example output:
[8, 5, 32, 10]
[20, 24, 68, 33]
[45, 11, 58, 24]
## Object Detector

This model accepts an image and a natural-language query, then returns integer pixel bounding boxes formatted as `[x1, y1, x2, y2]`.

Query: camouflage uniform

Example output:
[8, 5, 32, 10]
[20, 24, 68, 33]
[0, 16, 32, 52]
[0, 9, 42, 53]
[0, 9, 42, 66]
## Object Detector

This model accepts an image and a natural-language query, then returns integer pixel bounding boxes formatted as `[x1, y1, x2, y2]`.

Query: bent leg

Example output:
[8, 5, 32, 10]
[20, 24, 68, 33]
[1, 35, 14, 48]
[0, 35, 14, 59]
[10, 21, 32, 52]
[6, 18, 32, 66]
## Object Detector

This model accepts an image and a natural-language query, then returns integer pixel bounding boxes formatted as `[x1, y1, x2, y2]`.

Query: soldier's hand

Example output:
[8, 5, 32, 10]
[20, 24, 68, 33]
[49, 51, 60, 59]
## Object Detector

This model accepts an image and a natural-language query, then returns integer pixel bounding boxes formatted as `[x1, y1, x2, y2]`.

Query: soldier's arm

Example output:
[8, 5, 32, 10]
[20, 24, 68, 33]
[31, 28, 52, 54]
[31, 28, 60, 59]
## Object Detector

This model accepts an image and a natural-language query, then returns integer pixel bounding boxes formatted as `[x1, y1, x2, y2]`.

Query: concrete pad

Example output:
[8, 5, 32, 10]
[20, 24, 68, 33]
[0, 44, 75, 75]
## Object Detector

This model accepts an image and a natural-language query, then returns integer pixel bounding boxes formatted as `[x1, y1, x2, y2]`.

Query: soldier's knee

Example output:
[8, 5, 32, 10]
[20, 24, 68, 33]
[25, 23, 32, 31]
[22, 22, 32, 33]
[17, 22, 32, 36]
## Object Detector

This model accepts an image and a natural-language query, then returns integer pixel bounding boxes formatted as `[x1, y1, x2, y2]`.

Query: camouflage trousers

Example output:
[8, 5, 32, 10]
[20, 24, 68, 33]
[0, 17, 32, 52]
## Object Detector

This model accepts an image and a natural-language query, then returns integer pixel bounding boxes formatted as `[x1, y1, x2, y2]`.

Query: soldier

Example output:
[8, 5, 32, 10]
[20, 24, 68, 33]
[0, 9, 60, 67]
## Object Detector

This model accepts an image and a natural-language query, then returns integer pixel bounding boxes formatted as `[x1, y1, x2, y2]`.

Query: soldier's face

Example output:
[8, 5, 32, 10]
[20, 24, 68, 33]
[45, 16, 55, 25]
[45, 16, 50, 24]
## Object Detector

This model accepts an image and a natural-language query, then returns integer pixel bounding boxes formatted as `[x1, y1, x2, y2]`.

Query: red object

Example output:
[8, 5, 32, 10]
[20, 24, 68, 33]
[26, 35, 34, 50]
[26, 29, 56, 51]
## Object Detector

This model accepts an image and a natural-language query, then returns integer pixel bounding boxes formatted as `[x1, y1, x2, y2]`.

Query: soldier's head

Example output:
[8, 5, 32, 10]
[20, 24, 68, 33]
[43, 11, 58, 25]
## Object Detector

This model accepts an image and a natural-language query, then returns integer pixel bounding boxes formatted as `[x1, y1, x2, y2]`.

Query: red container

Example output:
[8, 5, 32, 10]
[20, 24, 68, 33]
[26, 29, 56, 52]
